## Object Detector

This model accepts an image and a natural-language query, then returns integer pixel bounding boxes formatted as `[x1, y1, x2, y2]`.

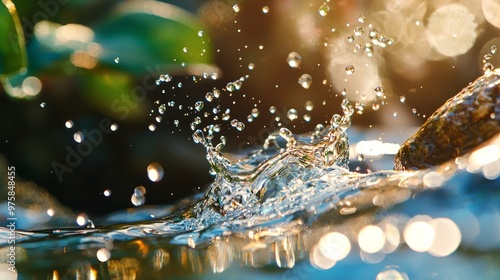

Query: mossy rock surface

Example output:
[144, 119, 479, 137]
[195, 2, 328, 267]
[395, 69, 500, 171]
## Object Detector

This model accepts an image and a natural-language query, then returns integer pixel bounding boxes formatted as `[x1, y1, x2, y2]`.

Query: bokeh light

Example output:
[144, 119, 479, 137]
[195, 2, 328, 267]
[358, 225, 386, 253]
[376, 268, 407, 280]
[482, 0, 500, 28]
[310, 244, 337, 270]
[96, 248, 111, 262]
[403, 219, 435, 252]
[426, 4, 478, 57]
[318, 232, 351, 261]
[428, 218, 462, 257]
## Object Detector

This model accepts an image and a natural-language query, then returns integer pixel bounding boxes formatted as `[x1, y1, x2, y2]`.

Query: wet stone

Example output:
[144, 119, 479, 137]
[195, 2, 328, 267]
[395, 69, 500, 170]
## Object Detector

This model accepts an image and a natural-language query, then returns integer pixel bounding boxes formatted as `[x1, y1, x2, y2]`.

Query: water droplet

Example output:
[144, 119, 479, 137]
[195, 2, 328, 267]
[305, 101, 314, 111]
[195, 101, 204, 111]
[134, 186, 146, 196]
[177, 82, 183, 88]
[174, 120, 179, 127]
[393, 111, 398, 117]
[483, 62, 495, 74]
[182, 47, 188, 53]
[262, 6, 269, 14]
[158, 74, 172, 83]
[251, 108, 260, 117]
[234, 80, 243, 90]
[149, 124, 156, 131]
[158, 104, 166, 114]
[131, 193, 145, 206]
[355, 102, 364, 114]
[287, 109, 298, 121]
[372, 103, 380, 111]
[298, 74, 313, 89]
[358, 15, 366, 23]
[303, 114, 311, 122]
[364, 43, 374, 56]
[341, 88, 347, 96]
[114, 57, 120, 63]
[345, 65, 355, 75]
[205, 92, 214, 102]
[287, 52, 302, 68]
[40, 102, 46, 108]
[197, 30, 204, 37]
[269, 106, 277, 114]
[248, 63, 255, 70]
[103, 189, 111, 197]
[354, 26, 364, 36]
[318, 3, 330, 16]
[247, 115, 254, 122]
[232, 4, 240, 13]
[236, 122, 245, 131]
[491, 45, 497, 54]
[226, 83, 236, 92]
[73, 131, 84, 143]
[279, 127, 293, 139]
[76, 213, 89, 226]
[193, 129, 205, 144]
[347, 36, 355, 43]
[168, 101, 175, 107]
[96, 248, 111, 262]
[374, 86, 384, 97]
[147, 162, 164, 182]
[65, 120, 73, 128]
[230, 119, 238, 127]
[259, 45, 264, 50]
[155, 116, 162, 123]
[400, 95, 406, 103]
[110, 123, 118, 131]
[412, 108, 417, 114]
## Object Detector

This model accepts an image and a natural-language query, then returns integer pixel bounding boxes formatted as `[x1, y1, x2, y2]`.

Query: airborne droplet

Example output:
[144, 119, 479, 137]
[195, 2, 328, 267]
[287, 109, 298, 121]
[345, 65, 355, 75]
[195, 101, 204, 111]
[287, 52, 302, 68]
[65, 120, 74, 128]
[318, 3, 330, 16]
[305, 101, 314, 111]
[73, 131, 84, 143]
[298, 74, 313, 89]
[147, 162, 164, 182]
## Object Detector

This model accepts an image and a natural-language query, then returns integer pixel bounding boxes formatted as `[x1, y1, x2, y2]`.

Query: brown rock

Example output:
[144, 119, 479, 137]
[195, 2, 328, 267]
[394, 69, 500, 170]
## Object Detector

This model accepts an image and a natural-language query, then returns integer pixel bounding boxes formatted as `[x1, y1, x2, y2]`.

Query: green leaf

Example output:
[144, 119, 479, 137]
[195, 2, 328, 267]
[82, 70, 147, 120]
[93, 0, 214, 75]
[0, 0, 27, 76]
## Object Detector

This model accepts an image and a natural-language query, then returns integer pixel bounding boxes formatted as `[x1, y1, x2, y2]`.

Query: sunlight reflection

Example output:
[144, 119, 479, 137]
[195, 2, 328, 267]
[318, 232, 351, 261]
[403, 219, 435, 252]
[355, 140, 400, 157]
[482, 0, 500, 28]
[358, 225, 385, 253]
[426, 4, 478, 57]
[310, 244, 337, 270]
[428, 218, 461, 257]
[376, 268, 408, 280]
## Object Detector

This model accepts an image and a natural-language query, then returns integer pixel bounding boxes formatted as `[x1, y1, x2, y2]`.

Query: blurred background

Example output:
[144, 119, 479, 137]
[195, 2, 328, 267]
[1, 0, 499, 217]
